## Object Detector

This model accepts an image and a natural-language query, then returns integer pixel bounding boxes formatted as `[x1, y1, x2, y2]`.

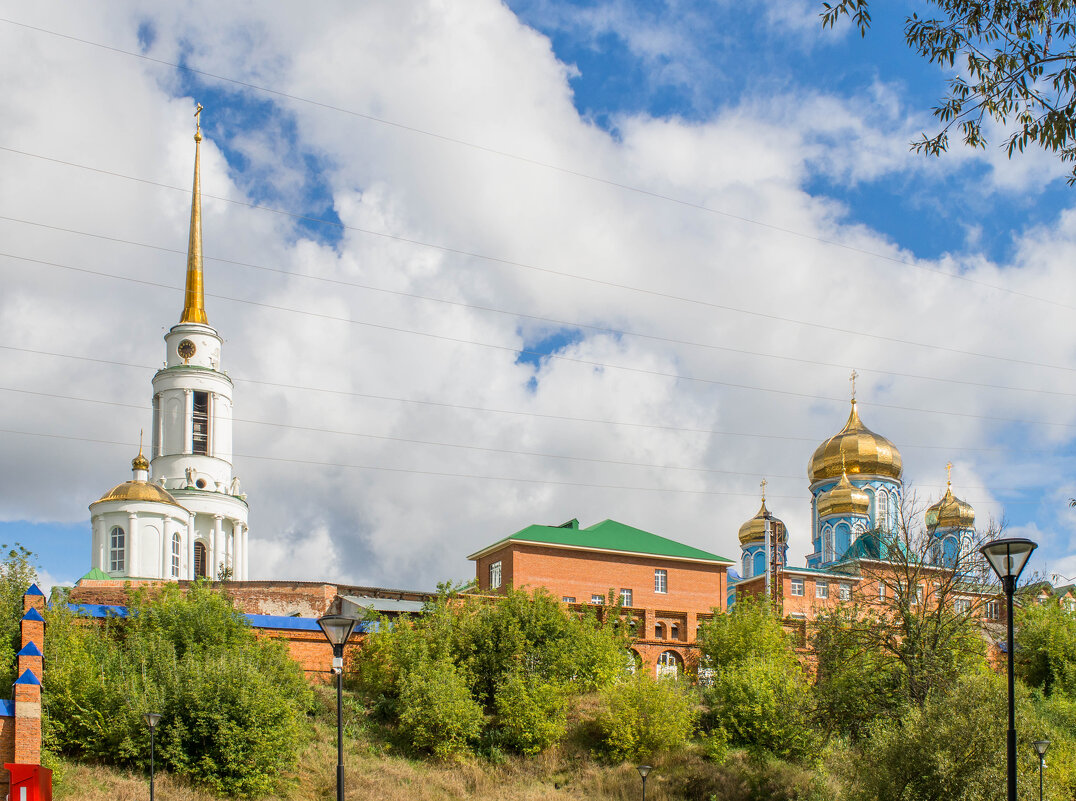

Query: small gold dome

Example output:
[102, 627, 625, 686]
[926, 485, 975, 530]
[94, 480, 183, 506]
[809, 400, 902, 484]
[738, 499, 787, 546]
[132, 452, 150, 471]
[817, 471, 871, 518]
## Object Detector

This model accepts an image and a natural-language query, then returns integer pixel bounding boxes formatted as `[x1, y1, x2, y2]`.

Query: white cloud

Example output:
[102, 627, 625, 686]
[0, 1, 1073, 591]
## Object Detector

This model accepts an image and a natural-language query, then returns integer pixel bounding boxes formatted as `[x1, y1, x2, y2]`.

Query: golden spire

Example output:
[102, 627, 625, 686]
[132, 429, 149, 472]
[945, 461, 953, 488]
[180, 103, 208, 325]
[849, 369, 858, 403]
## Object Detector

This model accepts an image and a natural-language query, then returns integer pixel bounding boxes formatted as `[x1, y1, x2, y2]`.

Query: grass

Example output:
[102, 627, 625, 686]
[49, 689, 833, 801]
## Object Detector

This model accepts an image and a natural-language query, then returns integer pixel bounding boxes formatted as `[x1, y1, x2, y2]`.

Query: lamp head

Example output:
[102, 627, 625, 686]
[979, 537, 1037, 582]
[1033, 739, 1050, 757]
[317, 614, 358, 647]
[637, 765, 652, 779]
[143, 712, 162, 730]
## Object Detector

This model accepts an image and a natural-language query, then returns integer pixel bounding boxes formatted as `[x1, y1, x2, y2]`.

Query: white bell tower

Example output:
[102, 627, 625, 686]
[148, 107, 249, 581]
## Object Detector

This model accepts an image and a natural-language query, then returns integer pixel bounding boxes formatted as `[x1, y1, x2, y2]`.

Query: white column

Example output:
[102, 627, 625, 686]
[241, 525, 249, 580]
[232, 521, 242, 582]
[187, 516, 196, 579]
[94, 519, 106, 570]
[183, 389, 194, 455]
[127, 511, 139, 577]
[213, 515, 224, 579]
[161, 521, 169, 579]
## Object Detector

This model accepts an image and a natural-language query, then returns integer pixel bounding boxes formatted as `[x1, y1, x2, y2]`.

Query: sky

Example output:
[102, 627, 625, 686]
[1, 0, 1075, 594]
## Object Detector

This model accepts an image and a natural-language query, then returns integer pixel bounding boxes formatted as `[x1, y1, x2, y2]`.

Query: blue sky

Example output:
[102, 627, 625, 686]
[1, 1, 1075, 591]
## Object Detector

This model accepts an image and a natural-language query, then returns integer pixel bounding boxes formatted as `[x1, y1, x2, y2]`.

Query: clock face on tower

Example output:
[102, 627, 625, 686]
[177, 339, 196, 361]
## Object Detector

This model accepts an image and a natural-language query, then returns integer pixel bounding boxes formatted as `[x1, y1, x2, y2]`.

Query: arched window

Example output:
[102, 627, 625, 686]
[109, 526, 125, 572]
[835, 523, 851, 561]
[171, 532, 182, 578]
[752, 550, 766, 577]
[823, 525, 834, 563]
[875, 489, 888, 530]
[889, 491, 899, 533]
[943, 535, 959, 567]
[865, 487, 876, 522]
[670, 624, 679, 640]
[194, 541, 208, 578]
[655, 622, 665, 639]
[743, 552, 752, 578]
[657, 650, 681, 677]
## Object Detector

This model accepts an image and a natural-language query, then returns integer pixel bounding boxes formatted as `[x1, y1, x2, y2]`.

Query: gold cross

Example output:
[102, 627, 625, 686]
[946, 461, 953, 486]
[760, 477, 767, 501]
[850, 369, 858, 401]
[194, 102, 204, 133]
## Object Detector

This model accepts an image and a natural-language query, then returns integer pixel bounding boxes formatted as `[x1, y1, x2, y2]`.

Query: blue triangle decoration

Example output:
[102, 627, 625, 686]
[17, 642, 42, 657]
[25, 583, 45, 597]
[14, 669, 40, 686]
[21, 608, 44, 622]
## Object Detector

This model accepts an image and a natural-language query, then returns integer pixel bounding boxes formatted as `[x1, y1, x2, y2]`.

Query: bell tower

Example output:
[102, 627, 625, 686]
[149, 105, 249, 580]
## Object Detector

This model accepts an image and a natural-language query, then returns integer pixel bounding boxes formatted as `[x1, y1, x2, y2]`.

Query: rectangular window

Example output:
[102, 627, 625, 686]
[109, 526, 125, 572]
[816, 581, 829, 599]
[171, 533, 181, 578]
[839, 583, 852, 601]
[790, 578, 804, 597]
[878, 582, 887, 600]
[953, 598, 972, 614]
[591, 594, 604, 605]
[654, 569, 668, 594]
[562, 596, 575, 604]
[489, 561, 502, 590]
[986, 600, 1000, 620]
[192, 391, 210, 455]
[620, 588, 633, 606]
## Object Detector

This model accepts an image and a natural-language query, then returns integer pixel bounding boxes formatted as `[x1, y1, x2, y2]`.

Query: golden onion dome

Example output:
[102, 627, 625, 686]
[808, 400, 902, 484]
[132, 451, 150, 472]
[738, 498, 787, 546]
[926, 484, 975, 530]
[94, 480, 183, 506]
[817, 471, 871, 518]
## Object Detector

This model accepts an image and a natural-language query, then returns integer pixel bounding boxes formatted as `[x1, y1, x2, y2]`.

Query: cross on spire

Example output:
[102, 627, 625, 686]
[850, 369, 858, 401]
[760, 477, 767, 501]
[946, 461, 953, 487]
[194, 102, 204, 135]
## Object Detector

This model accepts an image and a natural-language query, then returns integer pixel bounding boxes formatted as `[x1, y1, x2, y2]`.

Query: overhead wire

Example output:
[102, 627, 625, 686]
[2, 212, 1075, 399]
[0, 15, 1073, 315]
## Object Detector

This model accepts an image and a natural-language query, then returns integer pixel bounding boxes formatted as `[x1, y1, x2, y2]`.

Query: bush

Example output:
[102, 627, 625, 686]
[398, 659, 484, 759]
[494, 667, 568, 754]
[43, 582, 312, 797]
[703, 656, 819, 762]
[596, 673, 697, 762]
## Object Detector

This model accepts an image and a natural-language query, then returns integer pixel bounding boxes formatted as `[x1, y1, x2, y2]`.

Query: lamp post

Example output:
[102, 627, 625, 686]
[980, 537, 1037, 801]
[142, 712, 162, 801]
[1033, 740, 1050, 801]
[318, 614, 358, 801]
[637, 764, 652, 801]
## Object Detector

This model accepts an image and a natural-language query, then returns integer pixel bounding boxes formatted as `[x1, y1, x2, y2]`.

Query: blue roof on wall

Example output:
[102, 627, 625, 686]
[25, 583, 45, 596]
[0, 700, 13, 717]
[65, 603, 375, 634]
[21, 608, 44, 622]
[14, 669, 40, 686]
[67, 603, 128, 618]
[17, 642, 42, 657]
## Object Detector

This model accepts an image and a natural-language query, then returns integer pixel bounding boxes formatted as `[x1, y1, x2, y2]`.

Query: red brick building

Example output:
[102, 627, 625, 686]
[467, 518, 732, 674]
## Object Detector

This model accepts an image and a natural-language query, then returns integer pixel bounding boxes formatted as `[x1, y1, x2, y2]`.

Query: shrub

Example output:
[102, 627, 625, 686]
[596, 673, 697, 762]
[398, 659, 484, 759]
[494, 667, 568, 754]
[703, 656, 819, 762]
[43, 583, 312, 797]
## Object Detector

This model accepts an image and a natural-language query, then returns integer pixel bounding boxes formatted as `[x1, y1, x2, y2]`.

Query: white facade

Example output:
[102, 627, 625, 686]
[87, 119, 250, 582]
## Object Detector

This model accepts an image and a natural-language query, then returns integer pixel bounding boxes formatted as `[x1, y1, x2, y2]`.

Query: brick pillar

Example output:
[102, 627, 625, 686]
[16, 643, 42, 683]
[20, 609, 44, 653]
[22, 584, 45, 615]
[13, 671, 40, 765]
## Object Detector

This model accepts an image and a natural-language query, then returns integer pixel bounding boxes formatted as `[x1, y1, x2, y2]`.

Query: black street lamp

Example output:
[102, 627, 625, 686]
[318, 614, 358, 801]
[637, 764, 652, 801]
[981, 537, 1037, 801]
[1033, 740, 1050, 801]
[143, 712, 162, 801]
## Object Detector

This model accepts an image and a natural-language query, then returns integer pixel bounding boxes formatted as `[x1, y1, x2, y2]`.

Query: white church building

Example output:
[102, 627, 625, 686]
[88, 113, 249, 582]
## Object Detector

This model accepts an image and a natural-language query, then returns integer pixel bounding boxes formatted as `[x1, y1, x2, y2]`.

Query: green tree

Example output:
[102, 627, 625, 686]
[493, 667, 568, 755]
[398, 659, 485, 759]
[1014, 598, 1076, 696]
[596, 672, 697, 762]
[43, 582, 312, 798]
[822, 1, 1076, 181]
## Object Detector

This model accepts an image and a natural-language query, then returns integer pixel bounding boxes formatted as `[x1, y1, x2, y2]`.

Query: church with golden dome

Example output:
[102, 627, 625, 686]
[731, 378, 978, 613]
[86, 110, 250, 583]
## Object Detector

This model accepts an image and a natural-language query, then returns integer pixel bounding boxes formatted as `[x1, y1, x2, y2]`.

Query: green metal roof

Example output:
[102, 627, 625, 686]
[468, 518, 732, 563]
[77, 567, 111, 582]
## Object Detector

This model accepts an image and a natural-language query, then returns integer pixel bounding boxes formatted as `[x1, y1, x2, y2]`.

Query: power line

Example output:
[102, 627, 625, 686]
[0, 15, 1070, 314]
[0, 427, 1031, 505]
[2, 145, 1075, 375]
[3, 213, 1074, 399]
[0, 344, 1058, 454]
[4, 249, 1076, 430]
